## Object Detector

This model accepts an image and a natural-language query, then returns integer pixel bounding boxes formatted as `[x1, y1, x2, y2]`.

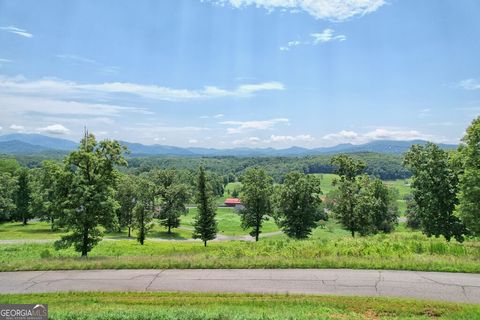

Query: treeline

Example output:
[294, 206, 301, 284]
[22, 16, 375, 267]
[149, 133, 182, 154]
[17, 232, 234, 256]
[8, 151, 410, 182]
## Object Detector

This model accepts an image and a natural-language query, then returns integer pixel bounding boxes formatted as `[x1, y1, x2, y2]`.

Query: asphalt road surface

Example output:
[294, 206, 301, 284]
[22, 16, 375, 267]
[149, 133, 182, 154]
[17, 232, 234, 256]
[1, 269, 479, 303]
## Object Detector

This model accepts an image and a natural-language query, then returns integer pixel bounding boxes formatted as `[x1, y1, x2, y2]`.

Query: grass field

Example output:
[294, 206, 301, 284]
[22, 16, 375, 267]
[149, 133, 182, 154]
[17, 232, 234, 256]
[0, 206, 280, 240]
[1, 224, 479, 272]
[183, 207, 279, 236]
[0, 292, 478, 320]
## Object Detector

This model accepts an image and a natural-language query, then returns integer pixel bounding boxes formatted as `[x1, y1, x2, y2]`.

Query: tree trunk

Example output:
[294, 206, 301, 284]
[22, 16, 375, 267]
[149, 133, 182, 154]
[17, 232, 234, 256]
[128, 226, 131, 238]
[204, 240, 207, 247]
[50, 217, 54, 230]
[81, 228, 89, 257]
[168, 225, 171, 234]
[22, 216, 27, 225]
[351, 230, 355, 237]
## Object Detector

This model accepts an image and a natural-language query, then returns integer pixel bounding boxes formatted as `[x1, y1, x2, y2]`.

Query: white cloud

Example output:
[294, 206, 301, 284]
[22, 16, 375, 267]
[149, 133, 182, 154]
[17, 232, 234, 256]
[220, 118, 289, 134]
[208, 0, 386, 21]
[0, 126, 2, 130]
[200, 113, 225, 119]
[323, 128, 437, 144]
[458, 78, 480, 90]
[418, 108, 431, 118]
[311, 29, 346, 44]
[280, 29, 345, 51]
[233, 136, 262, 145]
[232, 134, 314, 146]
[0, 75, 284, 102]
[56, 54, 96, 64]
[270, 134, 314, 142]
[188, 139, 199, 144]
[10, 124, 25, 131]
[0, 26, 33, 38]
[37, 124, 70, 135]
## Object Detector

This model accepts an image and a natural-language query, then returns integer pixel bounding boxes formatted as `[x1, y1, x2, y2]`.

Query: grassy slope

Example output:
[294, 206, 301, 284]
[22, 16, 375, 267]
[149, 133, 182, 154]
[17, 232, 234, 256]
[0, 292, 478, 320]
[1, 224, 479, 272]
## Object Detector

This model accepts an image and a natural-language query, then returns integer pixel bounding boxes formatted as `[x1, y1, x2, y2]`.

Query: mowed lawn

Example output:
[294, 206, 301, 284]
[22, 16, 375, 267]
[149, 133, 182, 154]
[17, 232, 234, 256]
[0, 292, 478, 320]
[183, 207, 279, 236]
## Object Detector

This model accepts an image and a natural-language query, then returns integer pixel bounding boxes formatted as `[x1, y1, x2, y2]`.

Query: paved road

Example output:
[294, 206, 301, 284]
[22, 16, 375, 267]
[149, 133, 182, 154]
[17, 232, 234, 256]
[1, 269, 479, 303]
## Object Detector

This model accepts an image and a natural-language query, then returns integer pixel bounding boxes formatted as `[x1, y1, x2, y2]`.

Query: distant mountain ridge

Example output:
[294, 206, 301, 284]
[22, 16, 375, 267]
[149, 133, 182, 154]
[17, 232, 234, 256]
[0, 133, 458, 157]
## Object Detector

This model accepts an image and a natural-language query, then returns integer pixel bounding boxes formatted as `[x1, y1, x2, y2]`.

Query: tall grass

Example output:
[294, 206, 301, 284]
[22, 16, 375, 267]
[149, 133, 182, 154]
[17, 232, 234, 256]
[1, 231, 479, 272]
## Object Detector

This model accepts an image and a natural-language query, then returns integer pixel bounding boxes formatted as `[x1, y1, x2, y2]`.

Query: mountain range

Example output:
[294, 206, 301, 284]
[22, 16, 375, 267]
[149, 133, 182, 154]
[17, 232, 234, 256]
[0, 133, 458, 157]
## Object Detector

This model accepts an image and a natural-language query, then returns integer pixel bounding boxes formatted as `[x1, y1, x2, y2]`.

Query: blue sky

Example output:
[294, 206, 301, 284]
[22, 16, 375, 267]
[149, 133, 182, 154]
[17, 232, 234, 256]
[0, 0, 479, 148]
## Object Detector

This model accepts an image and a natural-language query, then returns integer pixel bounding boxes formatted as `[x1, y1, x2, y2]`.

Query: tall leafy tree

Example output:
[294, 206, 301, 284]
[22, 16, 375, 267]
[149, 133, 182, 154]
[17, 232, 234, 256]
[192, 166, 217, 246]
[457, 117, 480, 236]
[116, 173, 137, 237]
[355, 175, 398, 235]
[14, 168, 33, 225]
[404, 143, 466, 242]
[29, 161, 67, 229]
[55, 133, 127, 257]
[153, 169, 189, 233]
[239, 167, 273, 241]
[330, 155, 366, 237]
[133, 176, 155, 245]
[0, 172, 17, 222]
[275, 172, 322, 239]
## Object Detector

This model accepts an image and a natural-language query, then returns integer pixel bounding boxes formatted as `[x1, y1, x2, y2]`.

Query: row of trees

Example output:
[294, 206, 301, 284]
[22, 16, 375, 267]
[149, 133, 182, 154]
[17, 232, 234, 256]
[404, 117, 480, 242]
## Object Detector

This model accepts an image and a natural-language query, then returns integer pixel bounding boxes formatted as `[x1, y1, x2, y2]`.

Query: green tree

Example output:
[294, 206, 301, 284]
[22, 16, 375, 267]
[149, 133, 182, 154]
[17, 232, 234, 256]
[330, 155, 366, 237]
[275, 172, 322, 239]
[0, 158, 20, 175]
[355, 175, 398, 235]
[29, 161, 67, 229]
[55, 134, 127, 257]
[153, 169, 189, 233]
[133, 176, 155, 245]
[231, 189, 239, 198]
[239, 167, 273, 241]
[116, 174, 137, 237]
[457, 117, 480, 236]
[14, 168, 33, 225]
[404, 143, 466, 242]
[192, 166, 217, 246]
[0, 172, 17, 222]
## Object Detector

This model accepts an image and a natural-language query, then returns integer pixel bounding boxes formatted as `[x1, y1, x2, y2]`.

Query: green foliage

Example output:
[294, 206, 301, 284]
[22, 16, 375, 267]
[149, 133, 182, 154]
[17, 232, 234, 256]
[192, 166, 217, 246]
[458, 116, 480, 236]
[152, 169, 189, 233]
[239, 167, 273, 241]
[0, 172, 17, 222]
[405, 198, 421, 229]
[331, 155, 397, 237]
[13, 168, 33, 225]
[275, 172, 322, 239]
[115, 173, 137, 237]
[0, 158, 20, 174]
[231, 189, 239, 198]
[133, 176, 155, 245]
[29, 161, 66, 228]
[404, 143, 466, 242]
[355, 175, 398, 235]
[331, 154, 366, 181]
[54, 134, 127, 256]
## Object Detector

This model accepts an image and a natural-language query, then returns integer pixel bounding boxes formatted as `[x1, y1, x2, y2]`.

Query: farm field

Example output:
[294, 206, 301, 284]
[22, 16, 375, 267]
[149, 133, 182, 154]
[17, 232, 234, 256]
[0, 291, 478, 320]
